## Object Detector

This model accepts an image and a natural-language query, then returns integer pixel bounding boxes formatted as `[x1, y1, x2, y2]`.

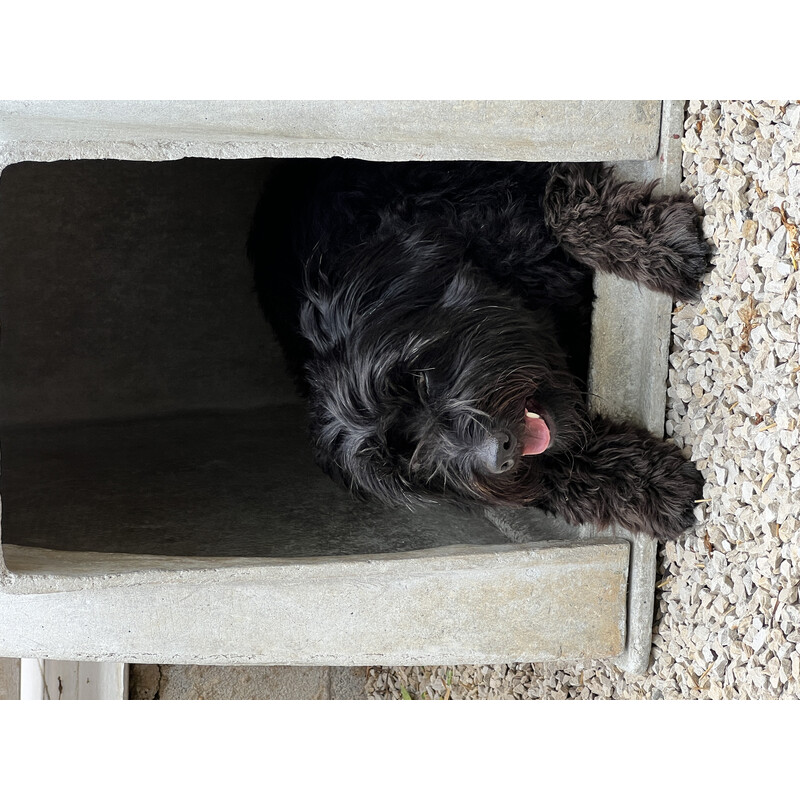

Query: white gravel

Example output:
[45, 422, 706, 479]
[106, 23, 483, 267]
[366, 100, 800, 700]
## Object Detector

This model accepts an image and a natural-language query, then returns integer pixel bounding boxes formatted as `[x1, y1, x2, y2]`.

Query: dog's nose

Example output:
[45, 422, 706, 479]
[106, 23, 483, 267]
[478, 430, 517, 475]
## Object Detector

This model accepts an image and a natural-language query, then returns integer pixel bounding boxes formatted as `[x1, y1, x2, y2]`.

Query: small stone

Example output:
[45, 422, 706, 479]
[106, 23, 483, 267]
[767, 226, 787, 256]
[692, 324, 709, 341]
[742, 218, 758, 242]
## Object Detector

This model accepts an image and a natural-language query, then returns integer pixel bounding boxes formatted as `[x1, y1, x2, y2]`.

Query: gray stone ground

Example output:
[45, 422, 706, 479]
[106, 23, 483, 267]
[128, 100, 800, 700]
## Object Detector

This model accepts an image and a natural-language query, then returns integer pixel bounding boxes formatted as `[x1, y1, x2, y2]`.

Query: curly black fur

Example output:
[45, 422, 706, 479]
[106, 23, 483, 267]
[248, 159, 707, 541]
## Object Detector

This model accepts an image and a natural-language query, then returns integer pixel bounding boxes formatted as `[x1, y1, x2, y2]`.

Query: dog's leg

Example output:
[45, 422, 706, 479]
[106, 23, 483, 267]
[533, 416, 704, 541]
[542, 163, 708, 301]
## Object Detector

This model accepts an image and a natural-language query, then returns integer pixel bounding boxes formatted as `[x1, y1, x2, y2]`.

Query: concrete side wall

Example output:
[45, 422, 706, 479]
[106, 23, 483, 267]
[0, 541, 629, 666]
[0, 100, 661, 164]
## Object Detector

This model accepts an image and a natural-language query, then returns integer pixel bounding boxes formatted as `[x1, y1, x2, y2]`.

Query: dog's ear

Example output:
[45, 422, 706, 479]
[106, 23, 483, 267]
[298, 294, 339, 354]
[298, 265, 366, 354]
[309, 413, 432, 510]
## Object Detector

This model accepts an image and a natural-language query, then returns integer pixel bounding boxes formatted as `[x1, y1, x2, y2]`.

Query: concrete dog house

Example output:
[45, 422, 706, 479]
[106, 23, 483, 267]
[0, 101, 685, 673]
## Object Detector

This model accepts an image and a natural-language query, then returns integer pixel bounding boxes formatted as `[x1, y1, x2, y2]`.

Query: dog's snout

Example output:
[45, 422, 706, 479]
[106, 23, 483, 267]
[479, 430, 517, 475]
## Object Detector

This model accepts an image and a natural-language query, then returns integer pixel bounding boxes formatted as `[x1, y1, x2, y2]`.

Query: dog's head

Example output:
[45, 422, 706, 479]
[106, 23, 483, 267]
[299, 237, 587, 508]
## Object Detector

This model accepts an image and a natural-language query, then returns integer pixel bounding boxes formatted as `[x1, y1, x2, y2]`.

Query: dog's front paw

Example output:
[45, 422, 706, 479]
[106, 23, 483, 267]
[546, 418, 706, 542]
[642, 441, 705, 542]
[652, 198, 710, 302]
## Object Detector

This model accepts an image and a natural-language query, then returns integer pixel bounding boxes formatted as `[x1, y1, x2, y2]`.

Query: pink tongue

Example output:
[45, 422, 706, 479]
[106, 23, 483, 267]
[522, 411, 550, 455]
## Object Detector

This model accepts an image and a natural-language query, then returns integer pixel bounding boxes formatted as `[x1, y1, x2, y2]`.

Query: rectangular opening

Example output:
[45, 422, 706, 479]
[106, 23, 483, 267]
[0, 157, 584, 566]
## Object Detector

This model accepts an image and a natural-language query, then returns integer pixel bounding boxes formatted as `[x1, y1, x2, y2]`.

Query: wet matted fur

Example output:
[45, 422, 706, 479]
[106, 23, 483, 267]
[248, 159, 708, 541]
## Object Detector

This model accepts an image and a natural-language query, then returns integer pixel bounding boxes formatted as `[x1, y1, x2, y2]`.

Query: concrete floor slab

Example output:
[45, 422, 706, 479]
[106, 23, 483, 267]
[129, 664, 367, 699]
[0, 657, 20, 700]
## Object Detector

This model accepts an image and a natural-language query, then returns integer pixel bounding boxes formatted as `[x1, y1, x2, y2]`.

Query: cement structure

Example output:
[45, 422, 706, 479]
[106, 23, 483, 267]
[0, 101, 681, 676]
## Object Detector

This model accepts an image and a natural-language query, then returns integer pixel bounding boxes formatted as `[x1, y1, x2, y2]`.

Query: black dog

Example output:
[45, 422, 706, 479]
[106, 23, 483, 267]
[248, 159, 707, 542]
